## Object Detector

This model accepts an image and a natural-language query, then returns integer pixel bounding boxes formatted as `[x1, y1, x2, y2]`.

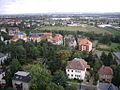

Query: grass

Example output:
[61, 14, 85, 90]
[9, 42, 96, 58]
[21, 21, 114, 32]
[37, 26, 111, 34]
[103, 27, 120, 34]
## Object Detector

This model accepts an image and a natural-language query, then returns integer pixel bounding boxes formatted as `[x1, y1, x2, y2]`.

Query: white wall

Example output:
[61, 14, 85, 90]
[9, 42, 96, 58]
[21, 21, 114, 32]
[12, 80, 30, 90]
[66, 69, 86, 80]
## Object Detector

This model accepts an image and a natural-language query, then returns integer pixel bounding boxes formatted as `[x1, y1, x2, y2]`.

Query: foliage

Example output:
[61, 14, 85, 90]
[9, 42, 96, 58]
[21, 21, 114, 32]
[53, 70, 67, 86]
[46, 82, 64, 90]
[28, 63, 52, 90]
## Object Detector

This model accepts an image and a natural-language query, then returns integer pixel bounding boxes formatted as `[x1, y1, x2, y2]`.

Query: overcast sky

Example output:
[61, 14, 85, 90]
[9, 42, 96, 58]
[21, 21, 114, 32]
[0, 0, 120, 14]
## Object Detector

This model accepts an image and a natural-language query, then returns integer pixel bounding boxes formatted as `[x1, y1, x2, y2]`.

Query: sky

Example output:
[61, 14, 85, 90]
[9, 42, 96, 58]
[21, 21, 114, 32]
[0, 0, 120, 14]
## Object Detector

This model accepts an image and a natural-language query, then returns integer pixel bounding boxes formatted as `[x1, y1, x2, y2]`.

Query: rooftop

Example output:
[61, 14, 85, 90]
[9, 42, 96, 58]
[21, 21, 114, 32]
[66, 58, 88, 70]
[98, 66, 113, 75]
[15, 71, 29, 77]
[79, 39, 92, 45]
[13, 71, 30, 82]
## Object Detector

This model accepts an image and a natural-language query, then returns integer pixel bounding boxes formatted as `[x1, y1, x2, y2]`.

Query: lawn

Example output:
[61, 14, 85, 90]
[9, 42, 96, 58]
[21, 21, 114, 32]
[37, 26, 111, 34]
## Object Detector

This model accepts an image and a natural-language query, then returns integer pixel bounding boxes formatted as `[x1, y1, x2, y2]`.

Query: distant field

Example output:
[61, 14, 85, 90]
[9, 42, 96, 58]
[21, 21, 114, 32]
[103, 27, 120, 34]
[37, 26, 111, 34]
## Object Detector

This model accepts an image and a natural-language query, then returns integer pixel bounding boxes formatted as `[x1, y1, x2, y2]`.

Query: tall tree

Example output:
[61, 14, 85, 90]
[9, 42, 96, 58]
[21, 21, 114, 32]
[10, 59, 21, 75]
[29, 63, 52, 90]
[53, 70, 67, 86]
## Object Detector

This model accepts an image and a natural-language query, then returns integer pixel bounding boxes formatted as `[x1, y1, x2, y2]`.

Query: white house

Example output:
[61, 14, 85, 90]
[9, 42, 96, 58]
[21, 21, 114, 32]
[0, 53, 8, 65]
[12, 71, 30, 90]
[66, 58, 90, 80]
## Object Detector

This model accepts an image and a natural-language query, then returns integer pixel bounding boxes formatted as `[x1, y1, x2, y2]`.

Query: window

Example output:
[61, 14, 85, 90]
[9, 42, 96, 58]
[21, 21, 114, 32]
[68, 70, 69, 72]
[71, 74, 73, 77]
[71, 70, 73, 72]
[68, 74, 69, 76]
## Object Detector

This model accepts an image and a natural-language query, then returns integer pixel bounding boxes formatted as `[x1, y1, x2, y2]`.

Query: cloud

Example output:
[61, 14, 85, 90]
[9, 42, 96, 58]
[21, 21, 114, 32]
[0, 0, 120, 14]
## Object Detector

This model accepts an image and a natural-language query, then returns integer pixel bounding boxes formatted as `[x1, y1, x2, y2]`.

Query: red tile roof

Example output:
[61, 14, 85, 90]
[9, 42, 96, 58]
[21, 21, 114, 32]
[79, 39, 92, 45]
[50, 34, 63, 41]
[31, 35, 40, 38]
[98, 66, 113, 75]
[66, 58, 88, 70]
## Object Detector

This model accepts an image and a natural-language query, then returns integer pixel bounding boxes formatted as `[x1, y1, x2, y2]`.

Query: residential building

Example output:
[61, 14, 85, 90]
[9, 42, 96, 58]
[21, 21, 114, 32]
[29, 34, 41, 42]
[0, 27, 7, 33]
[113, 52, 120, 64]
[0, 53, 8, 65]
[8, 27, 20, 36]
[49, 34, 63, 45]
[12, 71, 30, 90]
[0, 67, 6, 86]
[98, 66, 113, 82]
[64, 35, 77, 47]
[78, 39, 92, 51]
[11, 32, 27, 42]
[66, 58, 90, 80]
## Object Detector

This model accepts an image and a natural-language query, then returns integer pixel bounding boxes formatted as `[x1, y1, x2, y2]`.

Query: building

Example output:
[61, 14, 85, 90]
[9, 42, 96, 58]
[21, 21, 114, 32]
[11, 32, 27, 42]
[78, 39, 92, 51]
[0, 53, 8, 65]
[12, 71, 30, 90]
[29, 34, 41, 42]
[66, 58, 90, 80]
[49, 34, 63, 45]
[98, 66, 113, 82]
[0, 27, 7, 33]
[8, 27, 20, 36]
[64, 35, 77, 47]
[113, 52, 120, 64]
[0, 67, 6, 86]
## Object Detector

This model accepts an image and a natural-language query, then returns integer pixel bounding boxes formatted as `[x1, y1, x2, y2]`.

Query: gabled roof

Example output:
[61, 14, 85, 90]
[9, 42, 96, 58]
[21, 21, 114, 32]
[30, 34, 40, 38]
[66, 58, 88, 70]
[98, 66, 113, 75]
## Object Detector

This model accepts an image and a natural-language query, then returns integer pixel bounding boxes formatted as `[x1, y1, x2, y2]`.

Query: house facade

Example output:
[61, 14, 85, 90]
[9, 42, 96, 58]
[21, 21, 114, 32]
[78, 39, 92, 51]
[29, 34, 41, 42]
[98, 66, 113, 82]
[48, 34, 63, 45]
[8, 27, 20, 36]
[11, 32, 27, 42]
[12, 71, 30, 90]
[66, 58, 90, 80]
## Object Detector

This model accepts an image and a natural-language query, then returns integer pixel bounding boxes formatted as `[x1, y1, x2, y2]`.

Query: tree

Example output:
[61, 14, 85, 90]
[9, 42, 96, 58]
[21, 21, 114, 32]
[112, 65, 120, 87]
[46, 82, 64, 90]
[10, 45, 26, 59]
[107, 52, 116, 66]
[30, 47, 40, 59]
[10, 59, 21, 75]
[93, 60, 103, 72]
[53, 70, 67, 86]
[100, 52, 108, 66]
[29, 63, 52, 90]
[56, 50, 71, 70]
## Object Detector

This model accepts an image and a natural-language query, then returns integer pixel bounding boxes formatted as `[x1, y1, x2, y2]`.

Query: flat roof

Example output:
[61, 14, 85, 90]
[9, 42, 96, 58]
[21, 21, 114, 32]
[15, 71, 29, 76]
